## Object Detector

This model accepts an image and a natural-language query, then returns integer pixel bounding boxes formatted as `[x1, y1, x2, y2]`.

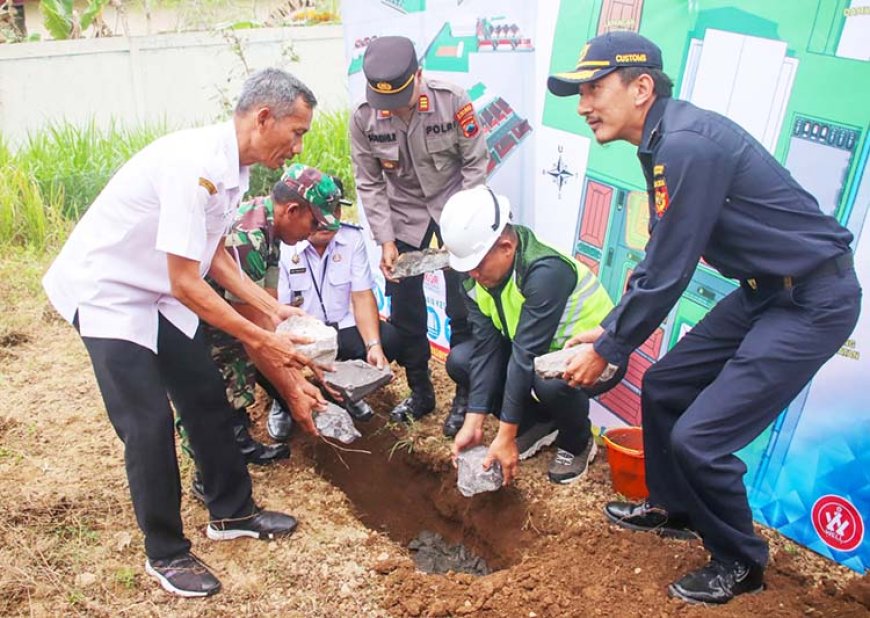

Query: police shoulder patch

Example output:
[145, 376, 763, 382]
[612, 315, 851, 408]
[198, 177, 217, 195]
[454, 102, 479, 138]
[652, 164, 670, 217]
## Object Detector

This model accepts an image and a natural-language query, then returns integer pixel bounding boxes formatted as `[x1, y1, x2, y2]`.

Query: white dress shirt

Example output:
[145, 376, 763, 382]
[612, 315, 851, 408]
[277, 225, 375, 330]
[43, 122, 249, 352]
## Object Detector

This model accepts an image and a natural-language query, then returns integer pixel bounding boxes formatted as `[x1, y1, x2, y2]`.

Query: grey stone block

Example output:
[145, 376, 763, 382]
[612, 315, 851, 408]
[392, 248, 450, 279]
[456, 445, 503, 498]
[323, 360, 393, 403]
[533, 345, 588, 379]
[314, 402, 362, 444]
[276, 314, 338, 366]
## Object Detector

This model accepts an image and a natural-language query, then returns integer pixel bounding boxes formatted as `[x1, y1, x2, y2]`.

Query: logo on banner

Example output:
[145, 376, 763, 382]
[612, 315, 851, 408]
[811, 495, 864, 552]
[427, 307, 441, 340]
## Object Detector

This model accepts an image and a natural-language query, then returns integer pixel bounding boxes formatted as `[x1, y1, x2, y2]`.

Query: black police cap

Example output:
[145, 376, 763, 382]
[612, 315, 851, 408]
[363, 36, 419, 110]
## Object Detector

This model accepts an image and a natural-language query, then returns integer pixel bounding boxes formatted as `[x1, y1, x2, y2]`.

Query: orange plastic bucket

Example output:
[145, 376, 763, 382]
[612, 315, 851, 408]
[602, 427, 649, 501]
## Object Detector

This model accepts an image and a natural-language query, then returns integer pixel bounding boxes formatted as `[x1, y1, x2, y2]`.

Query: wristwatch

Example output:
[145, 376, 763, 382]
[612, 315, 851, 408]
[597, 362, 619, 383]
[365, 339, 381, 350]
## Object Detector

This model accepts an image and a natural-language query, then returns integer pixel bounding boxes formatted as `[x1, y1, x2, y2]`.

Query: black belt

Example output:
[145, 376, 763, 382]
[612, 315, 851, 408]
[743, 252, 853, 292]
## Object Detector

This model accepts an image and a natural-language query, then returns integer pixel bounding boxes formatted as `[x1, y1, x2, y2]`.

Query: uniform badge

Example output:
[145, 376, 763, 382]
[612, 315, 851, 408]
[417, 94, 430, 112]
[455, 103, 480, 138]
[380, 159, 398, 171]
[291, 253, 300, 264]
[332, 253, 342, 262]
[198, 177, 217, 195]
[653, 164, 670, 217]
[377, 109, 392, 119]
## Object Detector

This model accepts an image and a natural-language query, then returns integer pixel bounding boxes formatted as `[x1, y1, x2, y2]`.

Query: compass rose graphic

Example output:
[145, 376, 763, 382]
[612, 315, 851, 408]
[543, 147, 575, 198]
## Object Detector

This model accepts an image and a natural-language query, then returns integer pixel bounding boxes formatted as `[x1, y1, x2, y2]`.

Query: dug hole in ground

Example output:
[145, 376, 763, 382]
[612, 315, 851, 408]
[0, 292, 868, 616]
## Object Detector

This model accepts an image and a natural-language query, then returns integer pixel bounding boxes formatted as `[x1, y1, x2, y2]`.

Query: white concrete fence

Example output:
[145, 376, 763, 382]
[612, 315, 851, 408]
[0, 25, 349, 146]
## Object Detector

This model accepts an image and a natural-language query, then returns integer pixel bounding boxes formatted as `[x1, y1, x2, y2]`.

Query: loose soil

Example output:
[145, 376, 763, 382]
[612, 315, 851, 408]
[1, 256, 868, 617]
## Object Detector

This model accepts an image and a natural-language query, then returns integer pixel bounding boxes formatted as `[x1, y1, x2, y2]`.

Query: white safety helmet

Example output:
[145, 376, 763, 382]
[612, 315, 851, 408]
[440, 186, 511, 272]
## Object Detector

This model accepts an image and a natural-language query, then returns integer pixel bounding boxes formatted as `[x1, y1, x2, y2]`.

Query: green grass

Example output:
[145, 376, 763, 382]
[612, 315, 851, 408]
[0, 110, 355, 252]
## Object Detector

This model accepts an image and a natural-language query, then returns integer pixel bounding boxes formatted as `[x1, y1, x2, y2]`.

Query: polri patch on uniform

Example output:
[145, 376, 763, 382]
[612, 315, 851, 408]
[455, 103, 480, 138]
[380, 159, 399, 171]
[417, 94, 430, 112]
[653, 165, 670, 217]
[198, 177, 217, 195]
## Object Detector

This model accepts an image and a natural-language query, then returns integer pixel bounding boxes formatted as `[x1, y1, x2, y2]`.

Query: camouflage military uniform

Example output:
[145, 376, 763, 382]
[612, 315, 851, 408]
[176, 196, 282, 457]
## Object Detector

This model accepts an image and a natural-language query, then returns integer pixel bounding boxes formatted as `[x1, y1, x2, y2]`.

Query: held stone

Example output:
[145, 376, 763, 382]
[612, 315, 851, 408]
[456, 445, 503, 497]
[276, 314, 338, 366]
[324, 360, 393, 403]
[392, 248, 450, 279]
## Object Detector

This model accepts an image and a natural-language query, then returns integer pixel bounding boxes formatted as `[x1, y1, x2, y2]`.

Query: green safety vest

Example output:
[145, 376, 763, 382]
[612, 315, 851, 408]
[464, 226, 614, 351]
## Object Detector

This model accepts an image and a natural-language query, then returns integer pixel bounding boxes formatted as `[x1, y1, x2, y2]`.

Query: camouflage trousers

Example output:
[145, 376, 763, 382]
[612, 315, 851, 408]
[175, 324, 257, 461]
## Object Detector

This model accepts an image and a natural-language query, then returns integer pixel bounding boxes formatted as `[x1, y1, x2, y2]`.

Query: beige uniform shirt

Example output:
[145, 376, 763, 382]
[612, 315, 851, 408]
[350, 78, 489, 248]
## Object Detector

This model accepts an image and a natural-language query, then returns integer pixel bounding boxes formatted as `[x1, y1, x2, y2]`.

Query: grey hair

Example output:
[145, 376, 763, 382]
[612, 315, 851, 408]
[235, 68, 318, 118]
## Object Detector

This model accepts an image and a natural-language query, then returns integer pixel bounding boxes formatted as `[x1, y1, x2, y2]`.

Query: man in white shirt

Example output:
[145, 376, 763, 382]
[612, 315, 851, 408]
[42, 69, 333, 599]
[274, 199, 403, 431]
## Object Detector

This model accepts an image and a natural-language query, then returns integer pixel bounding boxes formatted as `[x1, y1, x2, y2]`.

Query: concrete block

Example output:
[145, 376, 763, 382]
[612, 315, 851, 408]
[533, 345, 589, 379]
[324, 359, 393, 403]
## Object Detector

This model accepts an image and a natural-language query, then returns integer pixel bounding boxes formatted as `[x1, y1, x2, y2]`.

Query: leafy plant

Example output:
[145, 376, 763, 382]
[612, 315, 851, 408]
[40, 0, 111, 39]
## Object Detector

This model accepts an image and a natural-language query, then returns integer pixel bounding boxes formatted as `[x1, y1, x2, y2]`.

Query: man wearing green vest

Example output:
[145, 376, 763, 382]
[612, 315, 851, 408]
[443, 187, 622, 484]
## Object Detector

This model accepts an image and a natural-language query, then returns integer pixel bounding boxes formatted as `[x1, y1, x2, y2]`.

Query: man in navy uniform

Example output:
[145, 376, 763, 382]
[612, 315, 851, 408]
[549, 32, 861, 604]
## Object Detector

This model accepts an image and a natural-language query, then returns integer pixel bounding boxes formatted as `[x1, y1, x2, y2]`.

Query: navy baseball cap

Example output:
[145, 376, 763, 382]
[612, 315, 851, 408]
[363, 36, 419, 110]
[548, 31, 663, 97]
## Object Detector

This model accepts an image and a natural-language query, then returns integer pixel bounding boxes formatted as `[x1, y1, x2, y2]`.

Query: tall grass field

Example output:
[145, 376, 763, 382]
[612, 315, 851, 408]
[0, 110, 353, 253]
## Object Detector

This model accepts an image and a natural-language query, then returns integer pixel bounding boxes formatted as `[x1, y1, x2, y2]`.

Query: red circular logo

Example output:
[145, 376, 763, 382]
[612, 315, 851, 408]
[811, 495, 864, 552]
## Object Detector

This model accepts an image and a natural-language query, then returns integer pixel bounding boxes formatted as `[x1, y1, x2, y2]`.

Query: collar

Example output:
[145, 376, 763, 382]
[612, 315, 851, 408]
[220, 120, 246, 192]
[638, 97, 669, 156]
[416, 79, 434, 114]
[375, 79, 435, 119]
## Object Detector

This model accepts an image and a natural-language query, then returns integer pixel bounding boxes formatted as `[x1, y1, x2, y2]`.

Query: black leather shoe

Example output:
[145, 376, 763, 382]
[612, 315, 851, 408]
[604, 501, 699, 540]
[668, 559, 764, 604]
[390, 369, 436, 423]
[442, 385, 468, 437]
[190, 471, 206, 505]
[389, 393, 436, 423]
[266, 399, 293, 442]
[345, 398, 374, 422]
[233, 422, 290, 466]
[206, 507, 298, 541]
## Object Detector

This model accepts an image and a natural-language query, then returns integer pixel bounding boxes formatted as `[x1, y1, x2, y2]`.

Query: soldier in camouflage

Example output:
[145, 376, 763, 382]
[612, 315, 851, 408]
[178, 163, 343, 501]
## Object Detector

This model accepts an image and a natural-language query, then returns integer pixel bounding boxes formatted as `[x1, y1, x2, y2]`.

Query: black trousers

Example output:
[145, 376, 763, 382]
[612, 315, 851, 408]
[446, 340, 624, 454]
[642, 266, 861, 568]
[387, 221, 471, 373]
[78, 314, 255, 560]
[336, 320, 402, 363]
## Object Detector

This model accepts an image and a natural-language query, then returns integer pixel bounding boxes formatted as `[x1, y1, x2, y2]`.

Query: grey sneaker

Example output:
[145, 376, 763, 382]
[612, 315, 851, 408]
[145, 552, 221, 598]
[515, 421, 558, 460]
[548, 441, 598, 484]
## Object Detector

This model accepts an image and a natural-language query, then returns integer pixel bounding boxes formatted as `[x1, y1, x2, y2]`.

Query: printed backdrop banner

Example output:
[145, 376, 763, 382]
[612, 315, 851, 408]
[341, 0, 870, 572]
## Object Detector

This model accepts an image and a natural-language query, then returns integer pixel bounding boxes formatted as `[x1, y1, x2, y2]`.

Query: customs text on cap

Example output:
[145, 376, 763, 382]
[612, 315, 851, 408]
[548, 31, 663, 97]
[363, 36, 419, 110]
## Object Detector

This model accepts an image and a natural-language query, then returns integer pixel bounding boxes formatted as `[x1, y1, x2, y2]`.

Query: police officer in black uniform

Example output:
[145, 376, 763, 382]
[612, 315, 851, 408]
[549, 31, 861, 605]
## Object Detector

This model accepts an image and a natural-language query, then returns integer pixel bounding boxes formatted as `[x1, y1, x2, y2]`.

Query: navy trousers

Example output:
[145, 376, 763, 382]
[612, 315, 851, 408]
[642, 265, 861, 568]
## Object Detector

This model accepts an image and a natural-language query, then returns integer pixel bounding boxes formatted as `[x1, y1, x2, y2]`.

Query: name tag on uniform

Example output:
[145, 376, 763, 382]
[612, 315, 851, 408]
[288, 267, 307, 275]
